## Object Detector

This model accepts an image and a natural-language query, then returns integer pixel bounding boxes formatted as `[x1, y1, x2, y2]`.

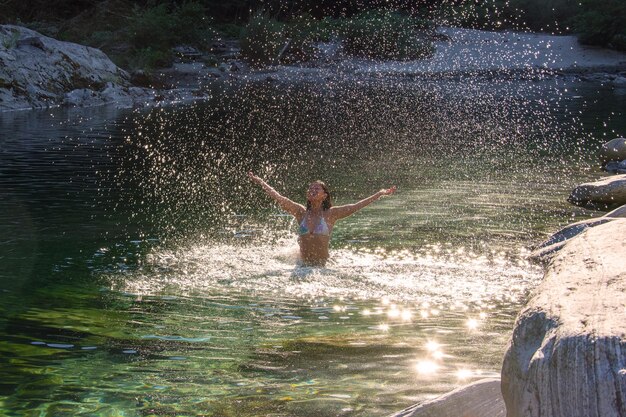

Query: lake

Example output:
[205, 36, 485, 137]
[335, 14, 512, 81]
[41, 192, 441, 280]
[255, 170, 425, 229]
[1, 76, 624, 416]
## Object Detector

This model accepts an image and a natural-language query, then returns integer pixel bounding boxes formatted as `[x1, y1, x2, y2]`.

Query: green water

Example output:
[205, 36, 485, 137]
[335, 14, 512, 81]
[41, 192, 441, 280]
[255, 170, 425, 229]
[1, 78, 625, 416]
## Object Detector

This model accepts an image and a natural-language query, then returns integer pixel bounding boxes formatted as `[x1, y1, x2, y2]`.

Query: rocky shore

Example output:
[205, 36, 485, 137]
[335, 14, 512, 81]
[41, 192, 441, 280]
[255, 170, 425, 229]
[502, 218, 626, 417]
[2, 24, 626, 112]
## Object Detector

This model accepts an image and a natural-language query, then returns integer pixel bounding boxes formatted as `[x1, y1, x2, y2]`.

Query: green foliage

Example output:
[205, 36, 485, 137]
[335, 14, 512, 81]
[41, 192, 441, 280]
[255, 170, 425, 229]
[126, 5, 173, 50]
[127, 47, 174, 71]
[4, 0, 626, 66]
[313, 17, 344, 42]
[339, 10, 434, 60]
[239, 9, 435, 67]
[508, 0, 579, 32]
[121, 1, 216, 70]
[611, 34, 626, 52]
[573, 0, 626, 51]
[214, 22, 244, 38]
[127, 2, 214, 50]
[239, 12, 286, 67]
[280, 14, 340, 63]
[85, 31, 117, 49]
[172, 1, 215, 45]
[438, 0, 517, 30]
[286, 14, 343, 43]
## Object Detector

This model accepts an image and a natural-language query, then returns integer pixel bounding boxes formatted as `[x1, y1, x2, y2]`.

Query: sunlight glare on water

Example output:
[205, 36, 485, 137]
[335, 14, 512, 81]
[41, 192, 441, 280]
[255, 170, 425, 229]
[110, 233, 540, 308]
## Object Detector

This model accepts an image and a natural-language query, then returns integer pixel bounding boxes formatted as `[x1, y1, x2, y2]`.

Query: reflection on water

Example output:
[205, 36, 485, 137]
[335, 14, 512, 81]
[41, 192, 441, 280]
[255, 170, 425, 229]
[111, 234, 537, 307]
[0, 78, 625, 416]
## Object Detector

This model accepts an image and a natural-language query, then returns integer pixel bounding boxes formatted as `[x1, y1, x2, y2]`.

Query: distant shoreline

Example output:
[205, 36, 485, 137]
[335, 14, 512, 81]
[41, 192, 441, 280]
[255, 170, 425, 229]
[159, 26, 626, 90]
[2, 25, 626, 112]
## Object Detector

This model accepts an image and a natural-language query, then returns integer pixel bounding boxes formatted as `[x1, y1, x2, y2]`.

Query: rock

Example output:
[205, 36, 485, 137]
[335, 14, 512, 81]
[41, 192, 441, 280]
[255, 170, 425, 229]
[63, 88, 101, 107]
[388, 378, 505, 417]
[229, 61, 242, 72]
[210, 39, 240, 59]
[315, 41, 343, 61]
[604, 159, 626, 174]
[529, 217, 611, 262]
[599, 137, 626, 165]
[172, 45, 202, 60]
[568, 174, 626, 207]
[530, 203, 626, 262]
[0, 24, 129, 111]
[101, 83, 134, 107]
[502, 219, 626, 417]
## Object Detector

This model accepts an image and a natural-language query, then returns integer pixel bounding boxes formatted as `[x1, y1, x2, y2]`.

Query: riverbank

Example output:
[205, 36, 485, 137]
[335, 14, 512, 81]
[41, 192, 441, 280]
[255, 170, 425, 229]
[222, 26, 626, 84]
[2, 25, 626, 112]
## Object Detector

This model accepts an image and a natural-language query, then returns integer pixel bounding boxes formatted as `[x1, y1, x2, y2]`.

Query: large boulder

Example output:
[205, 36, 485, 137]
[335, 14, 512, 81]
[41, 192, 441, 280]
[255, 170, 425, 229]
[568, 174, 626, 208]
[530, 204, 626, 262]
[599, 137, 626, 165]
[0, 25, 130, 110]
[502, 219, 626, 417]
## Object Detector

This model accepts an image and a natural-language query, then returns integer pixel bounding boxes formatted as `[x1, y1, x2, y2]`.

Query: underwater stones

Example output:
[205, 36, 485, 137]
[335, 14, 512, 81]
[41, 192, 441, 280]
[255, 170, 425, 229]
[599, 137, 626, 165]
[389, 378, 505, 417]
[568, 174, 626, 208]
[502, 219, 626, 417]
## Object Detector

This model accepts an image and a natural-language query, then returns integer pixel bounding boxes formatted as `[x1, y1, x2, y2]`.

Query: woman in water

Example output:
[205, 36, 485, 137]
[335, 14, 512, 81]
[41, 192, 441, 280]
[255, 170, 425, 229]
[248, 172, 397, 266]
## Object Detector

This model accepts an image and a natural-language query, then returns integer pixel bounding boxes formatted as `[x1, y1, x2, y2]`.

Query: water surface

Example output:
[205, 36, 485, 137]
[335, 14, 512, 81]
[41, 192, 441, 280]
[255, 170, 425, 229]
[1, 77, 624, 416]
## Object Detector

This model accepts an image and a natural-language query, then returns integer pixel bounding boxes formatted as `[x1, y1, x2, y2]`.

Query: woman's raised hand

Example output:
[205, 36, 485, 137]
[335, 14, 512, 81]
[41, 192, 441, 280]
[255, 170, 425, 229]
[248, 171, 262, 184]
[380, 185, 397, 196]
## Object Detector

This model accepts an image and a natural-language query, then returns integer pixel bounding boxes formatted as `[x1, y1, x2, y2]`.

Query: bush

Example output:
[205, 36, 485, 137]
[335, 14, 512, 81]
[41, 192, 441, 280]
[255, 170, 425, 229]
[508, 0, 579, 32]
[239, 12, 287, 67]
[127, 4, 174, 50]
[281, 14, 331, 63]
[239, 10, 435, 66]
[121, 1, 216, 70]
[214, 22, 244, 38]
[573, 0, 626, 50]
[128, 47, 174, 70]
[174, 1, 215, 46]
[339, 10, 434, 60]
[611, 34, 626, 51]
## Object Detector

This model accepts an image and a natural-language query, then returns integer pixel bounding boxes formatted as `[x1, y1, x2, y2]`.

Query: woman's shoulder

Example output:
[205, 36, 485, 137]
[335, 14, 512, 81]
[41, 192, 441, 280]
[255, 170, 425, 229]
[294, 207, 307, 221]
[325, 207, 340, 223]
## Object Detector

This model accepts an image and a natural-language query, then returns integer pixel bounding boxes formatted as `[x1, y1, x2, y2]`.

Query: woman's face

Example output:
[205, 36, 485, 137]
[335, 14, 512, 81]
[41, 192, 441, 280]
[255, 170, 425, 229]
[307, 182, 327, 203]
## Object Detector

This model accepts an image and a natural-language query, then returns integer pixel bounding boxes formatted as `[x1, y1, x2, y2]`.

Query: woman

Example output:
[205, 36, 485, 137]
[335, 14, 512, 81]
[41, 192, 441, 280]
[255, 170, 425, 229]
[248, 171, 397, 266]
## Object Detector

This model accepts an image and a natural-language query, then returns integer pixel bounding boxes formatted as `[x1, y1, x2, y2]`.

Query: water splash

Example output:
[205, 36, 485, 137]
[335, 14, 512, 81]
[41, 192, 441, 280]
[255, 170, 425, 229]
[108, 234, 541, 308]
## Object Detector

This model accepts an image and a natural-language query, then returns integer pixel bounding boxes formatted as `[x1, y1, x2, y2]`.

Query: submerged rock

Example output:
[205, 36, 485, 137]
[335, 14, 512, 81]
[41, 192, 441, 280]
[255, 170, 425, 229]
[502, 219, 626, 417]
[389, 378, 505, 417]
[568, 174, 626, 208]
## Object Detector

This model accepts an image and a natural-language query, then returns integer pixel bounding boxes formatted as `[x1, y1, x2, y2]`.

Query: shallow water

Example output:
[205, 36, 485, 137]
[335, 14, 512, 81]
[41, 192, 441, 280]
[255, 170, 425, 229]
[1, 78, 625, 416]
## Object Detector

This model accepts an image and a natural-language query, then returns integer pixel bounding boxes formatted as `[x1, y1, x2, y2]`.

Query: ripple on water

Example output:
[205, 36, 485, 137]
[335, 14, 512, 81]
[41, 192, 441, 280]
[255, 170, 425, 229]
[106, 235, 541, 306]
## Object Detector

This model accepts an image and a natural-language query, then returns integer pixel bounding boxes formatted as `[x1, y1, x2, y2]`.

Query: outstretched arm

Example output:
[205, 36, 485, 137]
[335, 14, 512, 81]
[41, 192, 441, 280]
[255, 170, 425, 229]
[330, 186, 397, 221]
[248, 171, 305, 217]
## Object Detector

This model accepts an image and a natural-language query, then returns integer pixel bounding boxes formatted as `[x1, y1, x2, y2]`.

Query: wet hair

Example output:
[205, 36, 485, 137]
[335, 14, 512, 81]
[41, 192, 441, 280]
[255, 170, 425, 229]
[306, 180, 332, 211]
